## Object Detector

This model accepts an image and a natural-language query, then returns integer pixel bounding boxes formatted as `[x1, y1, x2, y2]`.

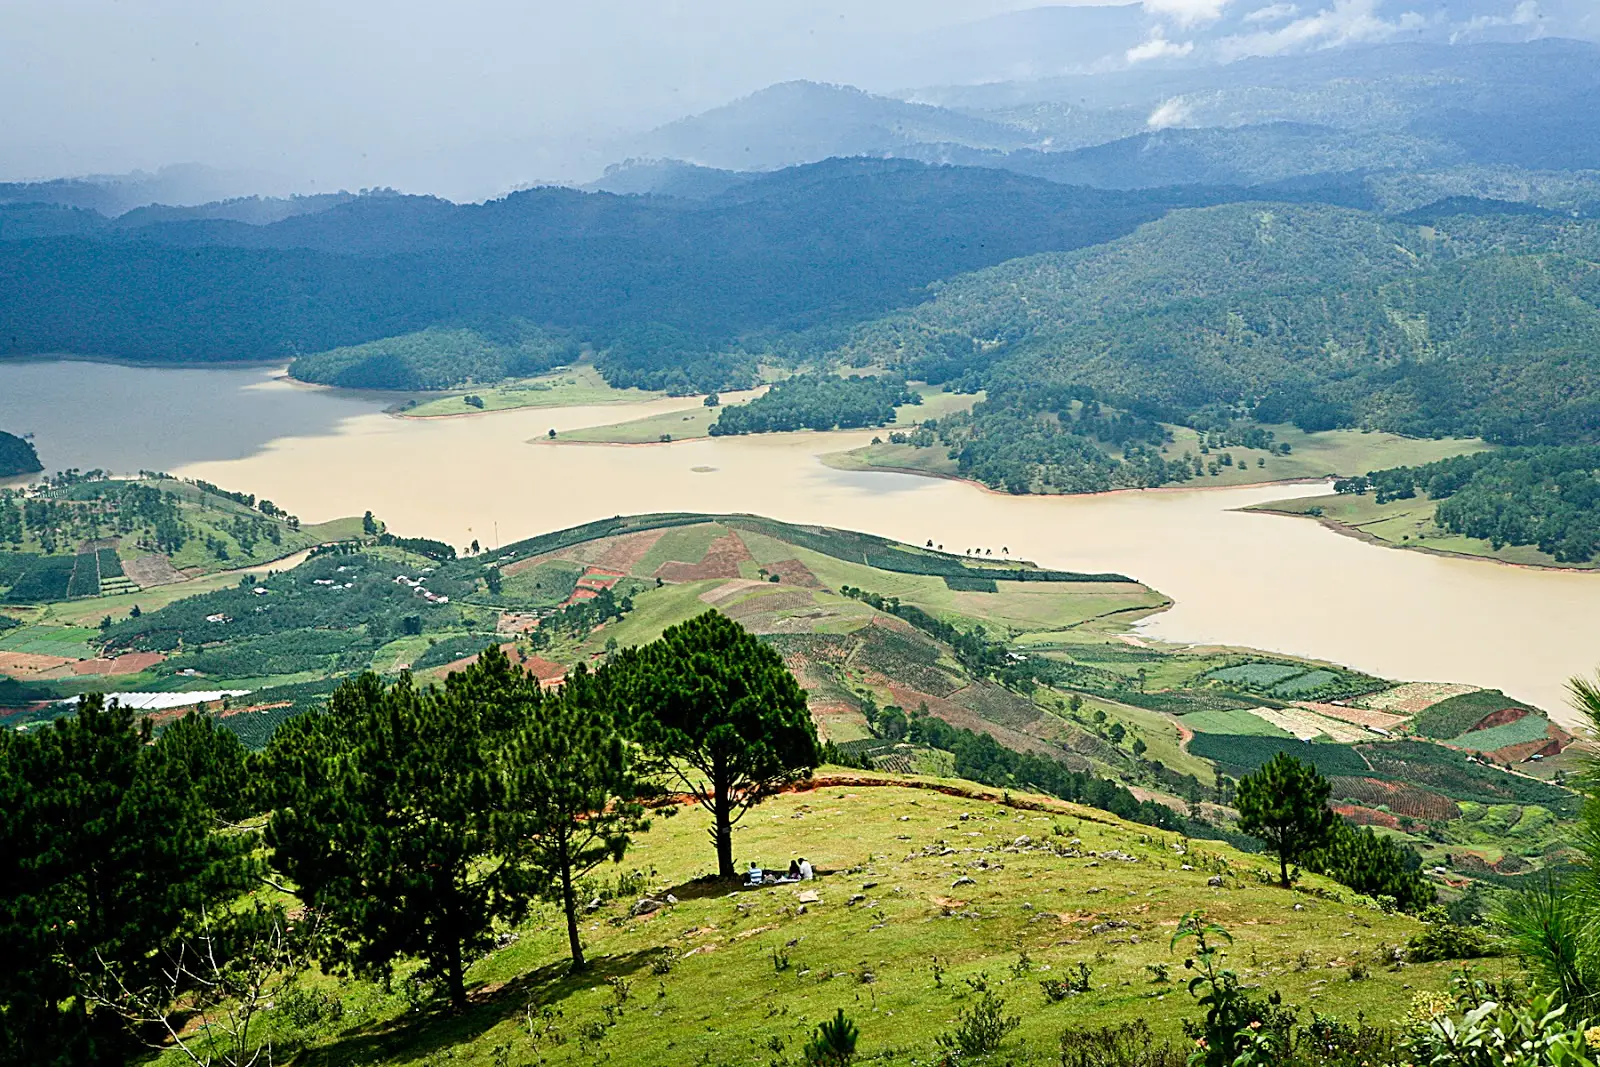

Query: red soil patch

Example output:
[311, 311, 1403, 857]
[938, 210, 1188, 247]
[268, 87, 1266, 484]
[0, 650, 74, 676]
[764, 559, 821, 588]
[653, 531, 753, 583]
[70, 651, 166, 676]
[592, 530, 668, 575]
[1330, 776, 1460, 821]
[885, 682, 1061, 761]
[1334, 804, 1401, 829]
[1491, 722, 1570, 764]
[436, 643, 567, 687]
[1471, 706, 1529, 731]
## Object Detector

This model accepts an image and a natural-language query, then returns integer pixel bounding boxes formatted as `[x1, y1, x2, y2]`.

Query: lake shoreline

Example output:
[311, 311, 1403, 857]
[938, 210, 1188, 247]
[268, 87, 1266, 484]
[1251, 502, 1600, 576]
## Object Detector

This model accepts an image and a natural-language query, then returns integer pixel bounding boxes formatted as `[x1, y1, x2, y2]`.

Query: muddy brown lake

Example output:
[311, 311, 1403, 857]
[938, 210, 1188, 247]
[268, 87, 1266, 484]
[4, 360, 1598, 721]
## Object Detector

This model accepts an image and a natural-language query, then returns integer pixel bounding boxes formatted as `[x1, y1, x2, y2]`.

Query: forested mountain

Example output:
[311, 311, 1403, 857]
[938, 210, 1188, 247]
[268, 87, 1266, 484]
[0, 161, 1244, 391]
[846, 203, 1600, 447]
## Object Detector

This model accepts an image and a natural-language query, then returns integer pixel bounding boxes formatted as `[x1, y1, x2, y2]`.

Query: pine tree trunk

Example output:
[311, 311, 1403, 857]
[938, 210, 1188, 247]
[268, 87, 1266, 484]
[444, 934, 467, 1009]
[560, 856, 586, 971]
[713, 790, 735, 879]
[1279, 852, 1290, 889]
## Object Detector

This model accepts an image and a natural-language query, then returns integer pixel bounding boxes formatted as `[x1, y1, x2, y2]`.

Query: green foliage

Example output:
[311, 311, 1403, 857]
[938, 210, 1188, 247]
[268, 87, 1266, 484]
[605, 611, 818, 878]
[503, 666, 650, 970]
[1406, 906, 1502, 963]
[289, 323, 580, 390]
[804, 1008, 860, 1067]
[1186, 734, 1371, 778]
[1235, 752, 1335, 886]
[1404, 974, 1599, 1067]
[1412, 690, 1538, 739]
[935, 991, 1020, 1058]
[410, 633, 503, 671]
[1308, 821, 1435, 912]
[0, 431, 41, 478]
[262, 655, 532, 1008]
[0, 694, 256, 1063]
[150, 710, 254, 823]
[709, 372, 915, 435]
[1, 553, 73, 603]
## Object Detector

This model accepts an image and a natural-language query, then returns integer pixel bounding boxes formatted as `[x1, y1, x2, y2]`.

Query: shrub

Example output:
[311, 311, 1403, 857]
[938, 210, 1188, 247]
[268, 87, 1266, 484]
[936, 992, 1021, 1058]
[1407, 907, 1504, 963]
[1058, 1020, 1186, 1067]
[804, 1009, 859, 1067]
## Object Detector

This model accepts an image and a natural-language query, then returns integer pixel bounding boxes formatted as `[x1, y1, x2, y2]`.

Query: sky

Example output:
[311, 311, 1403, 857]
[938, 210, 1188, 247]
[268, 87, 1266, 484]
[4, 0, 1586, 197]
[2, 0, 1084, 192]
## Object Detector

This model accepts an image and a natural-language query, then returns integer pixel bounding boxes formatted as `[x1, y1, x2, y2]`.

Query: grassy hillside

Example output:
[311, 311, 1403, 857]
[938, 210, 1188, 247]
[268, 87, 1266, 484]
[160, 777, 1463, 1067]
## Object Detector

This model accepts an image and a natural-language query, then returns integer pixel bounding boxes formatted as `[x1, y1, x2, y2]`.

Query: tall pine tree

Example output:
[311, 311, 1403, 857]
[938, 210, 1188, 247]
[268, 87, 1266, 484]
[606, 612, 817, 879]
[1235, 752, 1335, 888]
[264, 651, 530, 1009]
[506, 666, 650, 970]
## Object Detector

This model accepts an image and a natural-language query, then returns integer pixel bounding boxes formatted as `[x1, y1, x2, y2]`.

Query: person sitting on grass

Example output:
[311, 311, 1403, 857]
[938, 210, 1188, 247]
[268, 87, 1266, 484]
[798, 857, 814, 881]
[787, 859, 801, 880]
[746, 860, 763, 886]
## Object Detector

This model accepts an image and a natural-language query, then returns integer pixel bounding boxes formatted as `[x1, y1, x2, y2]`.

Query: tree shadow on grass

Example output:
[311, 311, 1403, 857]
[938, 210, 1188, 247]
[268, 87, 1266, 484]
[663, 873, 743, 902]
[296, 949, 660, 1066]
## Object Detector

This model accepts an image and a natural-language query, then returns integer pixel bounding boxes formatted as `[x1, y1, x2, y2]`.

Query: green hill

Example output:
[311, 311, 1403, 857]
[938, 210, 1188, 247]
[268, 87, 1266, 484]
[217, 775, 1456, 1067]
[0, 430, 41, 478]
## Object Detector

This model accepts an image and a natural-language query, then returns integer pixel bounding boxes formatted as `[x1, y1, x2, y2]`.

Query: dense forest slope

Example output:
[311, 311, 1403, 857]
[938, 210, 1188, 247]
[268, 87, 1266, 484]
[0, 161, 1244, 391]
[849, 204, 1600, 447]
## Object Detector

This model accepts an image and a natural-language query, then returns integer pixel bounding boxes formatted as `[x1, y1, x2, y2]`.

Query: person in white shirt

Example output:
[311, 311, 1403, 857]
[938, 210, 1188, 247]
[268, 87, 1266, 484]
[798, 857, 814, 881]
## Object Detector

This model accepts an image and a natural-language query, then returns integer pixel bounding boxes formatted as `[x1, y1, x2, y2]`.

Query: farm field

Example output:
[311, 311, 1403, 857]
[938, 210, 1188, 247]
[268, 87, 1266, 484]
[176, 776, 1464, 1067]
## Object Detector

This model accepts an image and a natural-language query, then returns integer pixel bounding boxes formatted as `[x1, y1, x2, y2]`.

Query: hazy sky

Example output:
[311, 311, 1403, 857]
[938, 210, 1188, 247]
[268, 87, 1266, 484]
[4, 0, 1090, 191]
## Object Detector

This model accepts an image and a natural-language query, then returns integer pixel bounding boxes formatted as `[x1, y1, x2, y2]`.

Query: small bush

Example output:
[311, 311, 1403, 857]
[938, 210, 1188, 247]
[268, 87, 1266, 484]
[804, 1009, 859, 1067]
[1058, 1020, 1186, 1067]
[1407, 907, 1504, 963]
[936, 992, 1021, 1057]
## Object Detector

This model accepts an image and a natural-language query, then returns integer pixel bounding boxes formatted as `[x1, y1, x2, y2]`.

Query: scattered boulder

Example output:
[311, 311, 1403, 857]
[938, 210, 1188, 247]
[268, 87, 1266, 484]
[632, 897, 665, 916]
[952, 875, 977, 888]
[1207, 875, 1224, 888]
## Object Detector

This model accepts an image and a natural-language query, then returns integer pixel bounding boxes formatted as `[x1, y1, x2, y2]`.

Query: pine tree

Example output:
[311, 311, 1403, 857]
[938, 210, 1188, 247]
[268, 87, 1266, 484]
[1235, 752, 1334, 888]
[606, 611, 817, 879]
[264, 650, 531, 1010]
[0, 695, 255, 1065]
[505, 666, 649, 970]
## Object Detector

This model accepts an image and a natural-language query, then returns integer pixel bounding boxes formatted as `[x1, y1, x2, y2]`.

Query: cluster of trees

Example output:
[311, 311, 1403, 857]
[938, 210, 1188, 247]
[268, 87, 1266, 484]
[289, 322, 581, 391]
[376, 531, 457, 561]
[1345, 446, 1600, 562]
[709, 373, 917, 435]
[0, 431, 40, 478]
[1235, 751, 1433, 910]
[0, 612, 818, 1062]
[926, 387, 1191, 495]
[906, 711, 1186, 831]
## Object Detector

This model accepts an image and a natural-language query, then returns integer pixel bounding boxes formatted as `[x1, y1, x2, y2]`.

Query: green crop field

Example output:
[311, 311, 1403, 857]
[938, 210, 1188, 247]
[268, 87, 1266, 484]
[1206, 662, 1306, 689]
[1451, 715, 1553, 753]
[1180, 708, 1292, 737]
[1412, 690, 1537, 739]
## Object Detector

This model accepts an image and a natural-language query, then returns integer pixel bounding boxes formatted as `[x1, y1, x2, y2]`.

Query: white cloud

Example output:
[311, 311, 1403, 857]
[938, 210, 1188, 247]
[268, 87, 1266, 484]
[1243, 2, 1299, 23]
[1450, 0, 1541, 42]
[1126, 34, 1197, 62]
[1142, 0, 1232, 28]
[1146, 97, 1195, 129]
[1216, 0, 1425, 59]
